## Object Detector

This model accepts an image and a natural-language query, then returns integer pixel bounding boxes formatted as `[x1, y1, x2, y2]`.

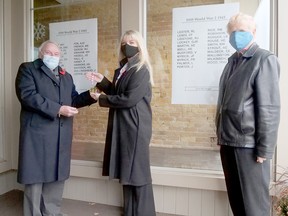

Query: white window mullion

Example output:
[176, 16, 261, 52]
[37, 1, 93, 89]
[0, 0, 8, 172]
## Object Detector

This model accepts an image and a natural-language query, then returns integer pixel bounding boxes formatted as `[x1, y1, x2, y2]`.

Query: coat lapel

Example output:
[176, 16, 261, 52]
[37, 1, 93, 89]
[34, 58, 60, 85]
[115, 56, 138, 93]
[41, 65, 60, 86]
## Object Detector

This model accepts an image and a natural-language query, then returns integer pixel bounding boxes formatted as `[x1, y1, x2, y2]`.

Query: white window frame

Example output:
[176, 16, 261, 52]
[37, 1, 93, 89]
[0, 0, 9, 173]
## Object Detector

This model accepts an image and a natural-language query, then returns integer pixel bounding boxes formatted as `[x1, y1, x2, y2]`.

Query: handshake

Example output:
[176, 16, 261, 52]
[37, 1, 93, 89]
[58, 71, 105, 117]
[86, 72, 104, 101]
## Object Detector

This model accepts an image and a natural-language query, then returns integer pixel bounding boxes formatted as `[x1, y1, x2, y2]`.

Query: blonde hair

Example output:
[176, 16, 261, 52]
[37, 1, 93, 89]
[227, 13, 256, 34]
[118, 30, 154, 86]
[38, 40, 61, 59]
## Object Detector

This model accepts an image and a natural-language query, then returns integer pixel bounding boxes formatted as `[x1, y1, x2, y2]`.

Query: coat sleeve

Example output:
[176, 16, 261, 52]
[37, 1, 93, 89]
[98, 67, 150, 109]
[71, 88, 97, 108]
[255, 54, 280, 159]
[15, 63, 61, 120]
[96, 76, 114, 95]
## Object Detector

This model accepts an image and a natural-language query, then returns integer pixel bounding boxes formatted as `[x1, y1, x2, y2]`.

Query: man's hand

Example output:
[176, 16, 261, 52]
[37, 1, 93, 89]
[58, 105, 79, 117]
[256, 156, 266, 164]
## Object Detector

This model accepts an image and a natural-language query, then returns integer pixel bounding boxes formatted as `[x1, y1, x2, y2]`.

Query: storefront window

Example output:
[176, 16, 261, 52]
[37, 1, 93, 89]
[32, 0, 269, 172]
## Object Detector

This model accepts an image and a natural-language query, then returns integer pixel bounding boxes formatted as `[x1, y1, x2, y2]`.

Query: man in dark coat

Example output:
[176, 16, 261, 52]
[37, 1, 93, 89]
[15, 40, 96, 216]
[216, 13, 280, 216]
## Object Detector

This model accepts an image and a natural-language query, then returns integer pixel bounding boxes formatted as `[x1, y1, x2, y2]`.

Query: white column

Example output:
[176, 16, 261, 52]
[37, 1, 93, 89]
[10, 0, 27, 170]
[121, 0, 146, 39]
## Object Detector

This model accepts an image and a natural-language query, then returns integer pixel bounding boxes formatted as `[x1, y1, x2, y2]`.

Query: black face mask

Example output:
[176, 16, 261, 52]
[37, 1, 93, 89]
[121, 44, 139, 58]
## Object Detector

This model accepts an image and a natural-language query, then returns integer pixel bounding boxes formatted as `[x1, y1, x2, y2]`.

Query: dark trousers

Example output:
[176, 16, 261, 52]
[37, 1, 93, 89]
[220, 145, 271, 216]
[23, 181, 65, 216]
[123, 183, 156, 216]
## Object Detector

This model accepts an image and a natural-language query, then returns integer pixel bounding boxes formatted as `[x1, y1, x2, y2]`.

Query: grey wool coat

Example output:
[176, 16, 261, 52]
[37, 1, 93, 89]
[15, 58, 96, 184]
[96, 56, 153, 186]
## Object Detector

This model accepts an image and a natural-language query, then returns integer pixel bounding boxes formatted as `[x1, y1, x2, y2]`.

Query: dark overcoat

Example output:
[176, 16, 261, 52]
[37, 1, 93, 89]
[97, 57, 153, 186]
[15, 58, 96, 184]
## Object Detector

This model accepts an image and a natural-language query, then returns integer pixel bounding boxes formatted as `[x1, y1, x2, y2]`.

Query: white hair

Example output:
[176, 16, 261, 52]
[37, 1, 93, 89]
[38, 40, 61, 59]
[227, 13, 256, 34]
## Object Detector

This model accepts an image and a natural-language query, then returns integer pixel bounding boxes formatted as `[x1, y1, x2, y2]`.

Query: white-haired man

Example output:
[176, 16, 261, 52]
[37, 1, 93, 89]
[15, 40, 96, 216]
[216, 13, 280, 216]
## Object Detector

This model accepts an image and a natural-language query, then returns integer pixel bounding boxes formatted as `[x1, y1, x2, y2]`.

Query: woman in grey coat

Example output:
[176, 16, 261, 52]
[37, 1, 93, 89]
[87, 30, 156, 216]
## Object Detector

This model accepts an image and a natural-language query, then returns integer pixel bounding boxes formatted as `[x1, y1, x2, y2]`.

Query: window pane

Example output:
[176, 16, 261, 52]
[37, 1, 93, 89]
[31, 1, 265, 173]
[147, 0, 224, 171]
[32, 0, 120, 162]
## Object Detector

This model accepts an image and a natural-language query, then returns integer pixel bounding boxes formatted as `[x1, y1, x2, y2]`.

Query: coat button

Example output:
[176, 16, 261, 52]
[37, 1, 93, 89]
[60, 123, 63, 127]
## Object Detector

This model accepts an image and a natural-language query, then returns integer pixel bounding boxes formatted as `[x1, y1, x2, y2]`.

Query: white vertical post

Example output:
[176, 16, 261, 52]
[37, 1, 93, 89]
[121, 0, 146, 40]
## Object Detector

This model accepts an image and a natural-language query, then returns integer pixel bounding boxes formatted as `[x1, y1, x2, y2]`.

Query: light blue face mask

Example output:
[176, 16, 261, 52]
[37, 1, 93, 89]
[229, 31, 253, 52]
[43, 55, 60, 70]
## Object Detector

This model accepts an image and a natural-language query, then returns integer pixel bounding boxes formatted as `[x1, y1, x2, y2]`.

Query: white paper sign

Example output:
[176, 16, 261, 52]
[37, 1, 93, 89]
[172, 3, 239, 104]
[50, 18, 97, 93]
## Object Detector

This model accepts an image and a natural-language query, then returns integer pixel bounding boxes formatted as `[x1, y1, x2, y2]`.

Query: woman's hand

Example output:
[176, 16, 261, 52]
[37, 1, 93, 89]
[90, 92, 101, 101]
[86, 72, 104, 84]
